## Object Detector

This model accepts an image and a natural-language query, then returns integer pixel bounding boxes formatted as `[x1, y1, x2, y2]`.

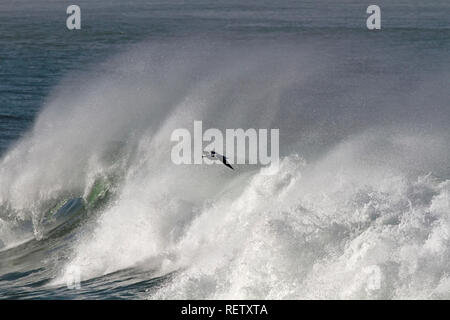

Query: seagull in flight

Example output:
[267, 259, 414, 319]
[202, 150, 234, 170]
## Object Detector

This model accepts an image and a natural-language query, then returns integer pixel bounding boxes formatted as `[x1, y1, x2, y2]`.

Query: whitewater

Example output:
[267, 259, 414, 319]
[0, 39, 449, 299]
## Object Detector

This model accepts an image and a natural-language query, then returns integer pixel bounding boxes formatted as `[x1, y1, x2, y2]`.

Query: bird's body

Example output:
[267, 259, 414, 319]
[202, 150, 234, 170]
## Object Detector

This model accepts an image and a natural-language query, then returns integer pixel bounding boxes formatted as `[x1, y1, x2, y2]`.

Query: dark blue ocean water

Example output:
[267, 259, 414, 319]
[0, 0, 449, 299]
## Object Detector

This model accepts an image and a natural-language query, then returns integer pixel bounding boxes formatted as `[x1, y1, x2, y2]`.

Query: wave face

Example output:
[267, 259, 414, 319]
[1, 38, 450, 299]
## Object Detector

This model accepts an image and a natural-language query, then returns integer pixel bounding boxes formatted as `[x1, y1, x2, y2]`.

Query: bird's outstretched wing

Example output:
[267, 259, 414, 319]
[219, 155, 234, 170]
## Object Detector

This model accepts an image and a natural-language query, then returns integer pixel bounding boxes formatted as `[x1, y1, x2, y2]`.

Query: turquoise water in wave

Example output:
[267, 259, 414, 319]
[0, 0, 449, 299]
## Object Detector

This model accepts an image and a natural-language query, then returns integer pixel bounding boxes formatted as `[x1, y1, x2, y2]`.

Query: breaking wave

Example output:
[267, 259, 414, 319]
[1, 39, 449, 299]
